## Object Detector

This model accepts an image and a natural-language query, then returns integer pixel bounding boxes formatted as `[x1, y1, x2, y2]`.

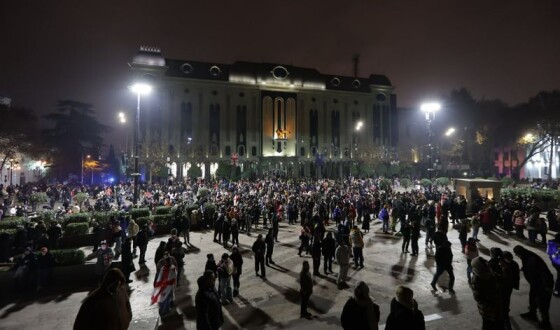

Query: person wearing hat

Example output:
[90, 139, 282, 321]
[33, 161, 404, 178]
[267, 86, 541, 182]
[470, 256, 504, 329]
[341, 281, 380, 330]
[513, 245, 553, 329]
[95, 240, 114, 280]
[385, 286, 425, 330]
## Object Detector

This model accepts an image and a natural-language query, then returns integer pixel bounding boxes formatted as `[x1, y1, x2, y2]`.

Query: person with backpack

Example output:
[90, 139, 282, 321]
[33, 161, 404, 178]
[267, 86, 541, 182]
[546, 233, 560, 297]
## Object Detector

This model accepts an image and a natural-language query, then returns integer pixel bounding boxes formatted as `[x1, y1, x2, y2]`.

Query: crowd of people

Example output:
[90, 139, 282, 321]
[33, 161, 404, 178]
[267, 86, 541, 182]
[1, 176, 560, 329]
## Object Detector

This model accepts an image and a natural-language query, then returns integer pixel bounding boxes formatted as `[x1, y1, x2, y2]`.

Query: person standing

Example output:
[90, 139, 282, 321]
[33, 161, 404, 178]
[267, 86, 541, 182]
[546, 233, 560, 297]
[385, 286, 425, 330]
[311, 238, 322, 276]
[471, 212, 481, 241]
[513, 245, 554, 329]
[322, 232, 336, 274]
[195, 270, 224, 330]
[424, 216, 435, 248]
[95, 241, 114, 280]
[151, 256, 177, 316]
[410, 218, 420, 257]
[350, 225, 364, 269]
[213, 211, 224, 243]
[265, 228, 275, 266]
[222, 217, 231, 248]
[380, 204, 390, 233]
[464, 238, 479, 285]
[430, 240, 455, 293]
[230, 246, 243, 297]
[340, 281, 380, 330]
[501, 251, 520, 330]
[74, 269, 132, 330]
[470, 256, 504, 329]
[231, 218, 240, 247]
[336, 240, 351, 289]
[121, 238, 135, 284]
[36, 246, 55, 290]
[216, 253, 234, 305]
[136, 225, 149, 265]
[401, 221, 411, 254]
[127, 219, 139, 258]
[252, 234, 266, 279]
[299, 260, 314, 319]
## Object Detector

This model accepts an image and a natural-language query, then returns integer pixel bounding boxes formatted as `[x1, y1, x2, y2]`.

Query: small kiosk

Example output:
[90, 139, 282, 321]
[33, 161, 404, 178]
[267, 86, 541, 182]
[454, 178, 502, 210]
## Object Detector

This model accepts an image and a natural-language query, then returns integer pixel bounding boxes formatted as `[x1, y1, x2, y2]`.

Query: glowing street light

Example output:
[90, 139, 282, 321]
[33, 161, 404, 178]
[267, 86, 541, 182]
[445, 127, 456, 137]
[420, 102, 441, 180]
[129, 82, 152, 205]
[355, 121, 364, 131]
[118, 112, 126, 124]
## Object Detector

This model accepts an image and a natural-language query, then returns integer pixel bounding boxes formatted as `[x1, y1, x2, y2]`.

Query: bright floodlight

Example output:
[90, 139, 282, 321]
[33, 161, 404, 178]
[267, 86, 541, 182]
[421, 102, 441, 113]
[119, 117, 126, 124]
[445, 127, 456, 137]
[355, 121, 363, 131]
[130, 83, 152, 94]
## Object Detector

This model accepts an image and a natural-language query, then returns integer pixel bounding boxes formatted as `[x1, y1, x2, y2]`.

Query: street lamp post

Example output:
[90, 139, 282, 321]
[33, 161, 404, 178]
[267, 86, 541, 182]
[81, 154, 91, 185]
[130, 83, 152, 206]
[421, 102, 441, 180]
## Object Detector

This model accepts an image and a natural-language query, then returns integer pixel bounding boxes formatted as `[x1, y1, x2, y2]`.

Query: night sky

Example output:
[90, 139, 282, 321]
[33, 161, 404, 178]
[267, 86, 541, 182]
[2, 0, 559, 143]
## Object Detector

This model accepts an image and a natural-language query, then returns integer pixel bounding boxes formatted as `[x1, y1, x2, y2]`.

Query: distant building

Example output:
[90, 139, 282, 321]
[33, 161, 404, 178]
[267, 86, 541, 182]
[128, 47, 397, 180]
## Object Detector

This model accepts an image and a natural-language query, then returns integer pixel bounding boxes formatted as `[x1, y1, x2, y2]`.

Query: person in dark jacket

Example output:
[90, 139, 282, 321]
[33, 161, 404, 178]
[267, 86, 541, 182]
[514, 245, 554, 329]
[252, 234, 266, 279]
[385, 286, 425, 330]
[213, 212, 224, 243]
[121, 238, 135, 284]
[36, 246, 55, 290]
[136, 225, 149, 264]
[322, 232, 336, 274]
[341, 281, 380, 330]
[501, 251, 520, 330]
[14, 246, 37, 290]
[401, 221, 411, 253]
[470, 256, 504, 329]
[204, 253, 218, 278]
[154, 241, 167, 267]
[230, 246, 243, 297]
[311, 238, 322, 276]
[73, 268, 132, 330]
[47, 221, 62, 250]
[299, 260, 314, 319]
[264, 228, 275, 266]
[222, 218, 231, 248]
[430, 240, 455, 293]
[195, 270, 224, 330]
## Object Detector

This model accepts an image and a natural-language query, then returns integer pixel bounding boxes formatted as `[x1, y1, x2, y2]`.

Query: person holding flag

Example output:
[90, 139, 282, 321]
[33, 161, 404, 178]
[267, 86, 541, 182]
[151, 256, 177, 316]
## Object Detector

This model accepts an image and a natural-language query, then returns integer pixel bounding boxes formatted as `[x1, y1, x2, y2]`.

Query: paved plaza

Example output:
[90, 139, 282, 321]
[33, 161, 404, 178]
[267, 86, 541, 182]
[1, 218, 559, 330]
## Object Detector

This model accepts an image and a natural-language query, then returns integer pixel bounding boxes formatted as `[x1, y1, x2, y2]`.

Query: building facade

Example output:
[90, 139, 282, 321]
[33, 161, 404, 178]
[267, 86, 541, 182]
[129, 47, 396, 180]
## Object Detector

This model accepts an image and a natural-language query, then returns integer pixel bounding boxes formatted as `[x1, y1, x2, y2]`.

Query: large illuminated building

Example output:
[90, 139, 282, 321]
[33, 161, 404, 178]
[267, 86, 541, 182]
[129, 47, 397, 180]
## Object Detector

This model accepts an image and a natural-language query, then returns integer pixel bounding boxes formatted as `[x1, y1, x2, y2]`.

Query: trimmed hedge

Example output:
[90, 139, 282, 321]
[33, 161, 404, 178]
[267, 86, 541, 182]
[11, 249, 85, 267]
[64, 223, 90, 237]
[135, 216, 150, 228]
[203, 203, 217, 221]
[92, 211, 119, 227]
[130, 208, 151, 220]
[152, 214, 173, 225]
[49, 249, 86, 266]
[0, 217, 26, 230]
[63, 213, 91, 227]
[155, 206, 172, 215]
[0, 228, 16, 236]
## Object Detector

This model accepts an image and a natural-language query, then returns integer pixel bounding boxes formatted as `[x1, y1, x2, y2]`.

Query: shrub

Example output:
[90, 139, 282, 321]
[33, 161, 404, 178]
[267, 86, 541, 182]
[501, 177, 514, 187]
[0, 228, 16, 237]
[63, 213, 91, 227]
[64, 223, 90, 237]
[130, 208, 151, 220]
[49, 249, 86, 266]
[420, 178, 432, 188]
[0, 217, 26, 230]
[29, 192, 48, 205]
[197, 187, 211, 198]
[136, 216, 151, 227]
[41, 210, 56, 223]
[92, 211, 119, 227]
[73, 192, 89, 207]
[152, 214, 173, 225]
[203, 203, 217, 221]
[155, 206, 172, 215]
[400, 178, 412, 190]
[435, 177, 450, 188]
[378, 178, 392, 191]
